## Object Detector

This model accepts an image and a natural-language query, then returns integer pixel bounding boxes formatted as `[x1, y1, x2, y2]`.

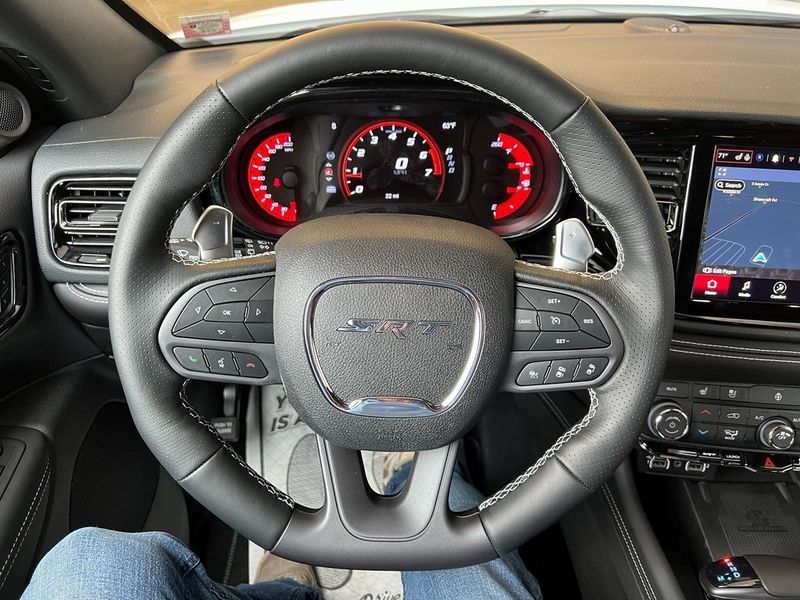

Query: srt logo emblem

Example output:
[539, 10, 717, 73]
[337, 319, 451, 339]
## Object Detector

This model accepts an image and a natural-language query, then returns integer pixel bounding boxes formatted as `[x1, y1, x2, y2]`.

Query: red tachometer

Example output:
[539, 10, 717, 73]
[246, 132, 298, 223]
[487, 132, 535, 221]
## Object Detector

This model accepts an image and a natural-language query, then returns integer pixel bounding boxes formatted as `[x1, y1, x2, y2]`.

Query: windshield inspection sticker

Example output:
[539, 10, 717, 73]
[179, 12, 231, 39]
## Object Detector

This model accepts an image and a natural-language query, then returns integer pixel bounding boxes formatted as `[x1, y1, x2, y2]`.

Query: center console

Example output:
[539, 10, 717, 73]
[608, 120, 800, 599]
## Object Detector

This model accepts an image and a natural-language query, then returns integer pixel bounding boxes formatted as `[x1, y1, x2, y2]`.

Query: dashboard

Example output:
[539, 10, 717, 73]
[218, 87, 565, 239]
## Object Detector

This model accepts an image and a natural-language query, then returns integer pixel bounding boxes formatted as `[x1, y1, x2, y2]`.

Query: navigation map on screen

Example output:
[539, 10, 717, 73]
[693, 146, 800, 304]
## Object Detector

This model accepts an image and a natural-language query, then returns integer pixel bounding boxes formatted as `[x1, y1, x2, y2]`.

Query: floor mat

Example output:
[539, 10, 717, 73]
[245, 385, 404, 599]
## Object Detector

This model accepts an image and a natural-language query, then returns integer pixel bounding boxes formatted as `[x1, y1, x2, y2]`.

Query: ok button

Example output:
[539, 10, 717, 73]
[720, 405, 746, 425]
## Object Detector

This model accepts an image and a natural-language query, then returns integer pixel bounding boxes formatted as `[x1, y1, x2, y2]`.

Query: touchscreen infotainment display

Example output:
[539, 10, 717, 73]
[692, 146, 800, 305]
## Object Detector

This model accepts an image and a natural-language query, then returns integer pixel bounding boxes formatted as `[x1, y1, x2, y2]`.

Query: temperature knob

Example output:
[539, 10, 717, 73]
[647, 402, 689, 441]
[758, 418, 795, 451]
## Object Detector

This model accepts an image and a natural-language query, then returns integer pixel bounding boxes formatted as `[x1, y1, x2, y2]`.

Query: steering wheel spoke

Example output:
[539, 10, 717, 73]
[501, 264, 623, 393]
[273, 438, 498, 570]
[158, 264, 281, 385]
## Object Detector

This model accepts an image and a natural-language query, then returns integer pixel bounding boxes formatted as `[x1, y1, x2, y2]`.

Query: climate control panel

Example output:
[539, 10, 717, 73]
[640, 380, 800, 476]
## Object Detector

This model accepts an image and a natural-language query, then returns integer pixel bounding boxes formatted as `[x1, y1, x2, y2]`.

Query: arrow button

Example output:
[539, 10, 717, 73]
[246, 300, 273, 324]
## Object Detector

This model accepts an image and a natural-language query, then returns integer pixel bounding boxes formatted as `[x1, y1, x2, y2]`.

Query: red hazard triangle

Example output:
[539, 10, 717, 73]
[764, 457, 776, 468]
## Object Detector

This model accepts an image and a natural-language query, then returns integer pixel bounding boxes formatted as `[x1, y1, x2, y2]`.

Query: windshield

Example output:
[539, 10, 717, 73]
[123, 0, 800, 46]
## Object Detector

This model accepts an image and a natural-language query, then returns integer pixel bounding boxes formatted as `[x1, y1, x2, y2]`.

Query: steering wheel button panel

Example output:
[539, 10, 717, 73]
[159, 274, 281, 385]
[503, 284, 622, 392]
[204, 302, 246, 322]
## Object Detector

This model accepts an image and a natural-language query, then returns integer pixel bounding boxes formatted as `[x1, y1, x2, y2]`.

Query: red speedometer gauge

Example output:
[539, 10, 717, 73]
[486, 132, 535, 221]
[246, 132, 298, 223]
[341, 120, 445, 202]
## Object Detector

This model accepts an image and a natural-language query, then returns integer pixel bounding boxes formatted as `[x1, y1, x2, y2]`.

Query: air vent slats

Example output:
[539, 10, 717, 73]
[49, 177, 134, 268]
[587, 146, 693, 237]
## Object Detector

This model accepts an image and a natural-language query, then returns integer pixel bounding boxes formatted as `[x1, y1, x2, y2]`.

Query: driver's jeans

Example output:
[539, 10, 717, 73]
[22, 465, 542, 600]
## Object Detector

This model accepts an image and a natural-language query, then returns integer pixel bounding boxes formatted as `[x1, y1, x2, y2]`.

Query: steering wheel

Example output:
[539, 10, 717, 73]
[109, 21, 673, 570]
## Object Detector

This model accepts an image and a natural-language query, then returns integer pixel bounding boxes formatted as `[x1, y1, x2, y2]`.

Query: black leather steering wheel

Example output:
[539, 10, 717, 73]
[109, 21, 673, 570]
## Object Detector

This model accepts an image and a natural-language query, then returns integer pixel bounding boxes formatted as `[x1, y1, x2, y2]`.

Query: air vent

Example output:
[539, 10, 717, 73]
[587, 146, 694, 236]
[2, 48, 62, 97]
[49, 177, 134, 268]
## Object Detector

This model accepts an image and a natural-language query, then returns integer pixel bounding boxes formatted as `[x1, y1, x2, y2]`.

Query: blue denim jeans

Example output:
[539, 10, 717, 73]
[23, 467, 541, 600]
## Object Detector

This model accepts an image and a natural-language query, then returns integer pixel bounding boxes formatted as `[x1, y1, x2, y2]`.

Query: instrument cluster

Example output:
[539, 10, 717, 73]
[221, 92, 565, 239]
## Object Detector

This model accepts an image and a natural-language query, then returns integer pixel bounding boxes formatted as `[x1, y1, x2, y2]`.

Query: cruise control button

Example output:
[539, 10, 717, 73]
[573, 357, 609, 382]
[544, 359, 579, 384]
[250, 277, 275, 301]
[233, 352, 267, 378]
[719, 405, 747, 424]
[689, 423, 717, 443]
[571, 302, 610, 343]
[693, 384, 719, 400]
[517, 288, 578, 313]
[531, 331, 606, 351]
[514, 309, 540, 331]
[206, 278, 268, 304]
[246, 300, 273, 324]
[173, 347, 208, 373]
[516, 361, 550, 386]
[748, 408, 780, 426]
[692, 403, 719, 422]
[204, 302, 246, 322]
[512, 332, 539, 351]
[539, 311, 579, 332]
[245, 322, 275, 343]
[203, 349, 239, 375]
[175, 321, 253, 342]
[174, 291, 213, 332]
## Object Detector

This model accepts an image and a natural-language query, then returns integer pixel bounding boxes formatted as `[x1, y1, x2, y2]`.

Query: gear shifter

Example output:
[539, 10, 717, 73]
[701, 555, 800, 599]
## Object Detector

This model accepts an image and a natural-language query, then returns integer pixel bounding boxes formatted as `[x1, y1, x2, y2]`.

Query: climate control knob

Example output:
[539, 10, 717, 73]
[758, 418, 795, 451]
[647, 402, 689, 441]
